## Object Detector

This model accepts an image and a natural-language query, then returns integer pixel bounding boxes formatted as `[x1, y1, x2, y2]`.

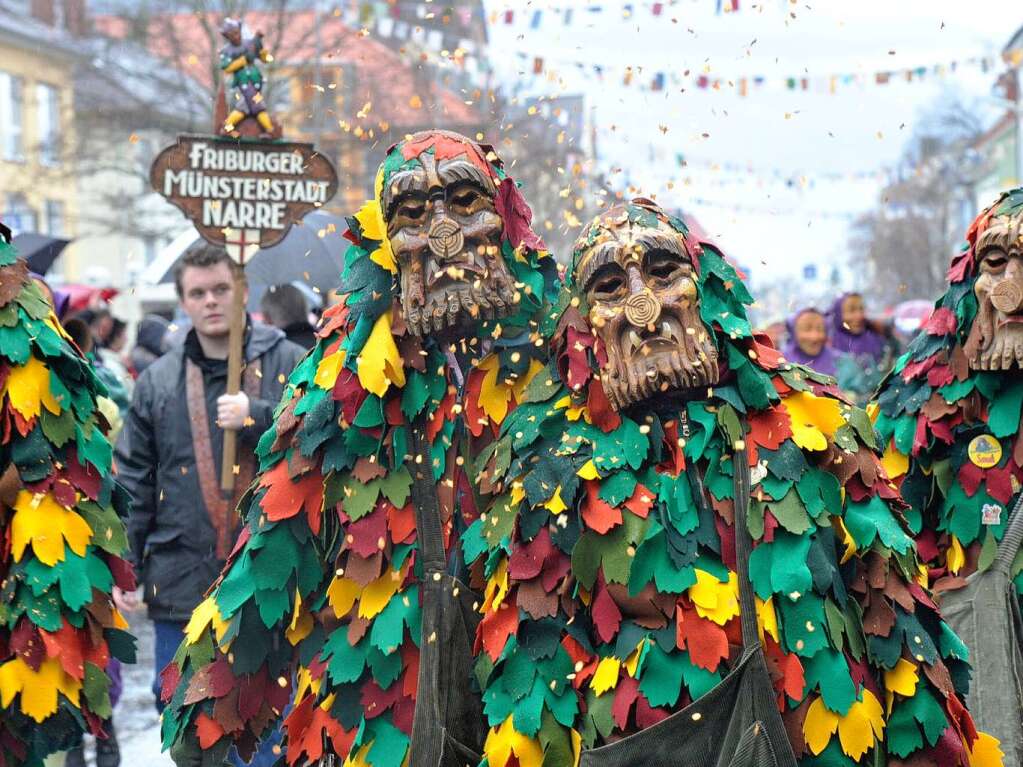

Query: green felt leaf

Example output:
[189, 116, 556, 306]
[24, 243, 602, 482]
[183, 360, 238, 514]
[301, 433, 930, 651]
[747, 531, 813, 601]
[484, 493, 518, 549]
[400, 370, 431, 419]
[40, 407, 75, 449]
[323, 625, 367, 685]
[366, 645, 403, 688]
[540, 708, 580, 766]
[365, 717, 409, 767]
[513, 678, 546, 737]
[598, 471, 638, 507]
[803, 648, 855, 714]
[629, 528, 697, 596]
[638, 642, 685, 707]
[370, 587, 414, 654]
[888, 688, 947, 755]
[844, 496, 913, 554]
[768, 488, 813, 534]
[777, 592, 828, 657]
[988, 379, 1023, 437]
[82, 662, 112, 719]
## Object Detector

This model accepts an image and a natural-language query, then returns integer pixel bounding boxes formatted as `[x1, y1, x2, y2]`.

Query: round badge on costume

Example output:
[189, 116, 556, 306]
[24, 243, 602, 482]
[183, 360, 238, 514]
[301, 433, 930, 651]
[967, 434, 1002, 469]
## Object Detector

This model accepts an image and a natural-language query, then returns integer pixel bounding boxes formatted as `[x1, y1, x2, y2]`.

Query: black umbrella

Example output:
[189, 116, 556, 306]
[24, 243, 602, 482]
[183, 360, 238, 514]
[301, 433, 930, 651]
[11, 233, 70, 275]
[153, 211, 349, 295]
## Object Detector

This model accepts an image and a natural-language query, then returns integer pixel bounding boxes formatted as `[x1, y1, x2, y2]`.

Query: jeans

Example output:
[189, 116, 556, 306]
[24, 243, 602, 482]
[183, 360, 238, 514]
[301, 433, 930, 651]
[152, 620, 283, 767]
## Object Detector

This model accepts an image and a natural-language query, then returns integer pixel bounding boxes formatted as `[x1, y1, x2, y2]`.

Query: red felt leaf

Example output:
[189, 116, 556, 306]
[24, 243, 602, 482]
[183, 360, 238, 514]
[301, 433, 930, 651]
[427, 389, 455, 442]
[587, 377, 621, 433]
[478, 598, 519, 662]
[611, 673, 640, 730]
[238, 669, 268, 722]
[592, 579, 623, 644]
[348, 505, 389, 557]
[259, 463, 325, 535]
[159, 662, 182, 705]
[107, 555, 137, 592]
[333, 367, 368, 424]
[360, 675, 404, 719]
[463, 370, 487, 438]
[10, 620, 44, 671]
[40, 621, 84, 680]
[635, 692, 670, 729]
[957, 462, 982, 498]
[658, 421, 685, 476]
[924, 307, 956, 336]
[564, 326, 594, 392]
[582, 481, 622, 534]
[675, 604, 729, 671]
[384, 396, 405, 427]
[985, 465, 1013, 504]
[748, 407, 792, 451]
[624, 483, 654, 518]
[196, 713, 226, 749]
[749, 336, 784, 369]
[65, 452, 101, 501]
[388, 501, 417, 544]
[495, 177, 546, 252]
[778, 648, 806, 702]
[927, 364, 954, 388]
[508, 527, 554, 581]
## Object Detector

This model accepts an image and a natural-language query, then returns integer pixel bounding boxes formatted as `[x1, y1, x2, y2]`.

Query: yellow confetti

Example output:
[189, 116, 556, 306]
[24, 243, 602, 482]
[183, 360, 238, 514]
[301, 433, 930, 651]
[590, 657, 621, 696]
[3, 356, 61, 420]
[10, 491, 92, 567]
[357, 310, 406, 397]
[484, 716, 545, 767]
[782, 391, 845, 452]
[0, 657, 81, 723]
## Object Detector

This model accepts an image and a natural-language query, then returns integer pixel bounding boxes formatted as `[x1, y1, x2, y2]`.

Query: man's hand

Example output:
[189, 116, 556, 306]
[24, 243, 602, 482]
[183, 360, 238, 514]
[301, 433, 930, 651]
[216, 392, 250, 430]
[113, 586, 140, 613]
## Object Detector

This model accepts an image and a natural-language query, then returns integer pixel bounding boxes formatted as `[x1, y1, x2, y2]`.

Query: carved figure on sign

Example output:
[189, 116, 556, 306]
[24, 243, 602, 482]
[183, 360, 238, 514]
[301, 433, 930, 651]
[219, 18, 275, 138]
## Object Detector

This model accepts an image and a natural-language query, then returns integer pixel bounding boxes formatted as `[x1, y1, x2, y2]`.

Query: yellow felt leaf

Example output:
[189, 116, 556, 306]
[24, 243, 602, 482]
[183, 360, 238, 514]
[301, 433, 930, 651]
[757, 596, 780, 643]
[510, 358, 545, 403]
[623, 639, 645, 677]
[968, 732, 1006, 767]
[354, 199, 396, 274]
[482, 558, 510, 613]
[286, 588, 314, 645]
[544, 487, 567, 515]
[319, 692, 337, 711]
[884, 658, 919, 713]
[10, 491, 93, 566]
[782, 391, 845, 452]
[578, 460, 600, 480]
[510, 484, 526, 506]
[111, 607, 130, 631]
[865, 401, 879, 423]
[881, 442, 909, 480]
[294, 665, 322, 702]
[689, 569, 740, 626]
[484, 716, 544, 767]
[0, 657, 80, 723]
[948, 535, 966, 574]
[591, 657, 621, 696]
[327, 576, 361, 618]
[3, 356, 61, 420]
[837, 690, 884, 761]
[358, 565, 405, 619]
[833, 517, 857, 564]
[804, 696, 840, 755]
[184, 596, 231, 646]
[478, 355, 513, 425]
[554, 395, 573, 410]
[343, 743, 373, 767]
[357, 310, 406, 396]
[314, 349, 346, 390]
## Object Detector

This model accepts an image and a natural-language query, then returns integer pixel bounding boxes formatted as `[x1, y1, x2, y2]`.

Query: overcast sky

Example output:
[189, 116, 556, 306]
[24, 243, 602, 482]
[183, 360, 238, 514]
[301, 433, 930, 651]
[484, 0, 1020, 307]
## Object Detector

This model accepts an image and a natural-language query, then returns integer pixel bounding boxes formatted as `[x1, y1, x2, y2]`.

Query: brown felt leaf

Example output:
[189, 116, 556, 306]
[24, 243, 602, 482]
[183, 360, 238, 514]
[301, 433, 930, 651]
[0, 260, 28, 308]
[351, 457, 387, 483]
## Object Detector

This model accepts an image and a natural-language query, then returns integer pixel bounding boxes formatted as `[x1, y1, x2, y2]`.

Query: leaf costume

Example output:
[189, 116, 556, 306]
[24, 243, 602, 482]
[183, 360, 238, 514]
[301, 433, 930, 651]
[0, 232, 136, 766]
[468, 200, 998, 767]
[874, 189, 1023, 603]
[160, 131, 560, 766]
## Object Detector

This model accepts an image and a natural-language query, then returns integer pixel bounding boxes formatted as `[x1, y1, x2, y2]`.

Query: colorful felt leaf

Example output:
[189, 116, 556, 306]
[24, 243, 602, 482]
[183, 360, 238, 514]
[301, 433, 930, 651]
[10, 490, 93, 566]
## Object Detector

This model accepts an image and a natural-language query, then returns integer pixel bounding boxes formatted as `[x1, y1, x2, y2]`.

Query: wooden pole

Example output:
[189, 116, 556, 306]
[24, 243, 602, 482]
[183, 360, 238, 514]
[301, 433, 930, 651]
[220, 269, 247, 494]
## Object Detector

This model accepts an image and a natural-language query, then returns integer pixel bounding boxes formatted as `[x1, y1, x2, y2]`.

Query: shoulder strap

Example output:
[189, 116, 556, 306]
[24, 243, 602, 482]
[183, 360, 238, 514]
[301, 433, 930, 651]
[407, 426, 447, 573]
[995, 490, 1023, 575]
[731, 442, 760, 651]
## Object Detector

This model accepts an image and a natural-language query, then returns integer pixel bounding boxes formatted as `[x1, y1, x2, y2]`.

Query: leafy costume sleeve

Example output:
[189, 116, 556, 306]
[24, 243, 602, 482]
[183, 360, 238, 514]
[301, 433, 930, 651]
[0, 237, 136, 765]
[467, 230, 1000, 767]
[162, 140, 560, 767]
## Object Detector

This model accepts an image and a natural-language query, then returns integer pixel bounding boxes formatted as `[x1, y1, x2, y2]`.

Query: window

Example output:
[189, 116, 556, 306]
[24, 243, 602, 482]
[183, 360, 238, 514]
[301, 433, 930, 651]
[45, 200, 64, 237]
[0, 72, 24, 161]
[3, 194, 38, 235]
[36, 83, 61, 166]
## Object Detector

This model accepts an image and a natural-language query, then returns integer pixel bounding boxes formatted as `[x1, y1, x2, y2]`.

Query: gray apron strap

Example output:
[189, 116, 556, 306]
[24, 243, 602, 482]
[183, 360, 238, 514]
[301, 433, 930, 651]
[732, 443, 760, 652]
[995, 491, 1023, 576]
[407, 426, 448, 767]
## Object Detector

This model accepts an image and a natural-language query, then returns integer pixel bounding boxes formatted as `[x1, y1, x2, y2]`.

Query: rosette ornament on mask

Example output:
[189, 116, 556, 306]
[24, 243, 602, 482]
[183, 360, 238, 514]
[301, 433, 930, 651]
[576, 201, 719, 409]
[381, 130, 521, 338]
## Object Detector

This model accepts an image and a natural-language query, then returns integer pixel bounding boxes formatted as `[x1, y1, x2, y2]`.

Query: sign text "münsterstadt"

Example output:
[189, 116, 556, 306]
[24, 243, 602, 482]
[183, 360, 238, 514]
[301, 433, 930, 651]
[150, 135, 339, 251]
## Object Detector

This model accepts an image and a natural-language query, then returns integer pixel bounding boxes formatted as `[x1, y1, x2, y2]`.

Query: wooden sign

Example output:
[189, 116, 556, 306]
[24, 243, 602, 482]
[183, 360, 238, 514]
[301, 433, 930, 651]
[150, 135, 339, 260]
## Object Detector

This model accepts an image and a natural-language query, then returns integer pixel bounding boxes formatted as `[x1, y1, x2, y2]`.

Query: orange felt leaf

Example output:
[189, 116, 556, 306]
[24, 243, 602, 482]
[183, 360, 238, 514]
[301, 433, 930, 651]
[479, 598, 520, 662]
[259, 463, 325, 535]
[40, 622, 85, 681]
[582, 481, 622, 534]
[388, 502, 417, 544]
[195, 713, 226, 748]
[778, 649, 806, 702]
[624, 483, 654, 518]
[748, 407, 793, 451]
[675, 604, 729, 671]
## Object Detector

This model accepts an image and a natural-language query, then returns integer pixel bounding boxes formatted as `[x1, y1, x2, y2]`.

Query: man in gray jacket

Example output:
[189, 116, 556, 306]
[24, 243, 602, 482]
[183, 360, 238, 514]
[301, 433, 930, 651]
[114, 241, 305, 724]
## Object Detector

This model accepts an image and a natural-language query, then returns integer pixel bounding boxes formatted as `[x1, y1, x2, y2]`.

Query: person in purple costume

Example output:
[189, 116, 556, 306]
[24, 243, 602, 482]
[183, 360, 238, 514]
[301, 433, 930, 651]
[782, 306, 841, 376]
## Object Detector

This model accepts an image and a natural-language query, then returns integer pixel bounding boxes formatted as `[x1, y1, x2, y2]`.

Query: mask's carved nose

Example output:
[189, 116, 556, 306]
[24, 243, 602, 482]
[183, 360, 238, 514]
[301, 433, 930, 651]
[624, 289, 661, 328]
[991, 278, 1023, 315]
[428, 217, 464, 260]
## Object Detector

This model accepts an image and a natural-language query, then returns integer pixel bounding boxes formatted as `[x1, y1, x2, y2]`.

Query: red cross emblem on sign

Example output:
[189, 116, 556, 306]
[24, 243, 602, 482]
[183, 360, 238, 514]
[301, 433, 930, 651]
[222, 227, 261, 264]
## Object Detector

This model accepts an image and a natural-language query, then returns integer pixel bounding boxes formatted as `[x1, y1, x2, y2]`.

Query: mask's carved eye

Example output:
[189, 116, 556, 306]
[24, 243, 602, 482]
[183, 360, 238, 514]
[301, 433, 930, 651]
[645, 249, 687, 284]
[589, 265, 627, 300]
[981, 248, 1009, 273]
